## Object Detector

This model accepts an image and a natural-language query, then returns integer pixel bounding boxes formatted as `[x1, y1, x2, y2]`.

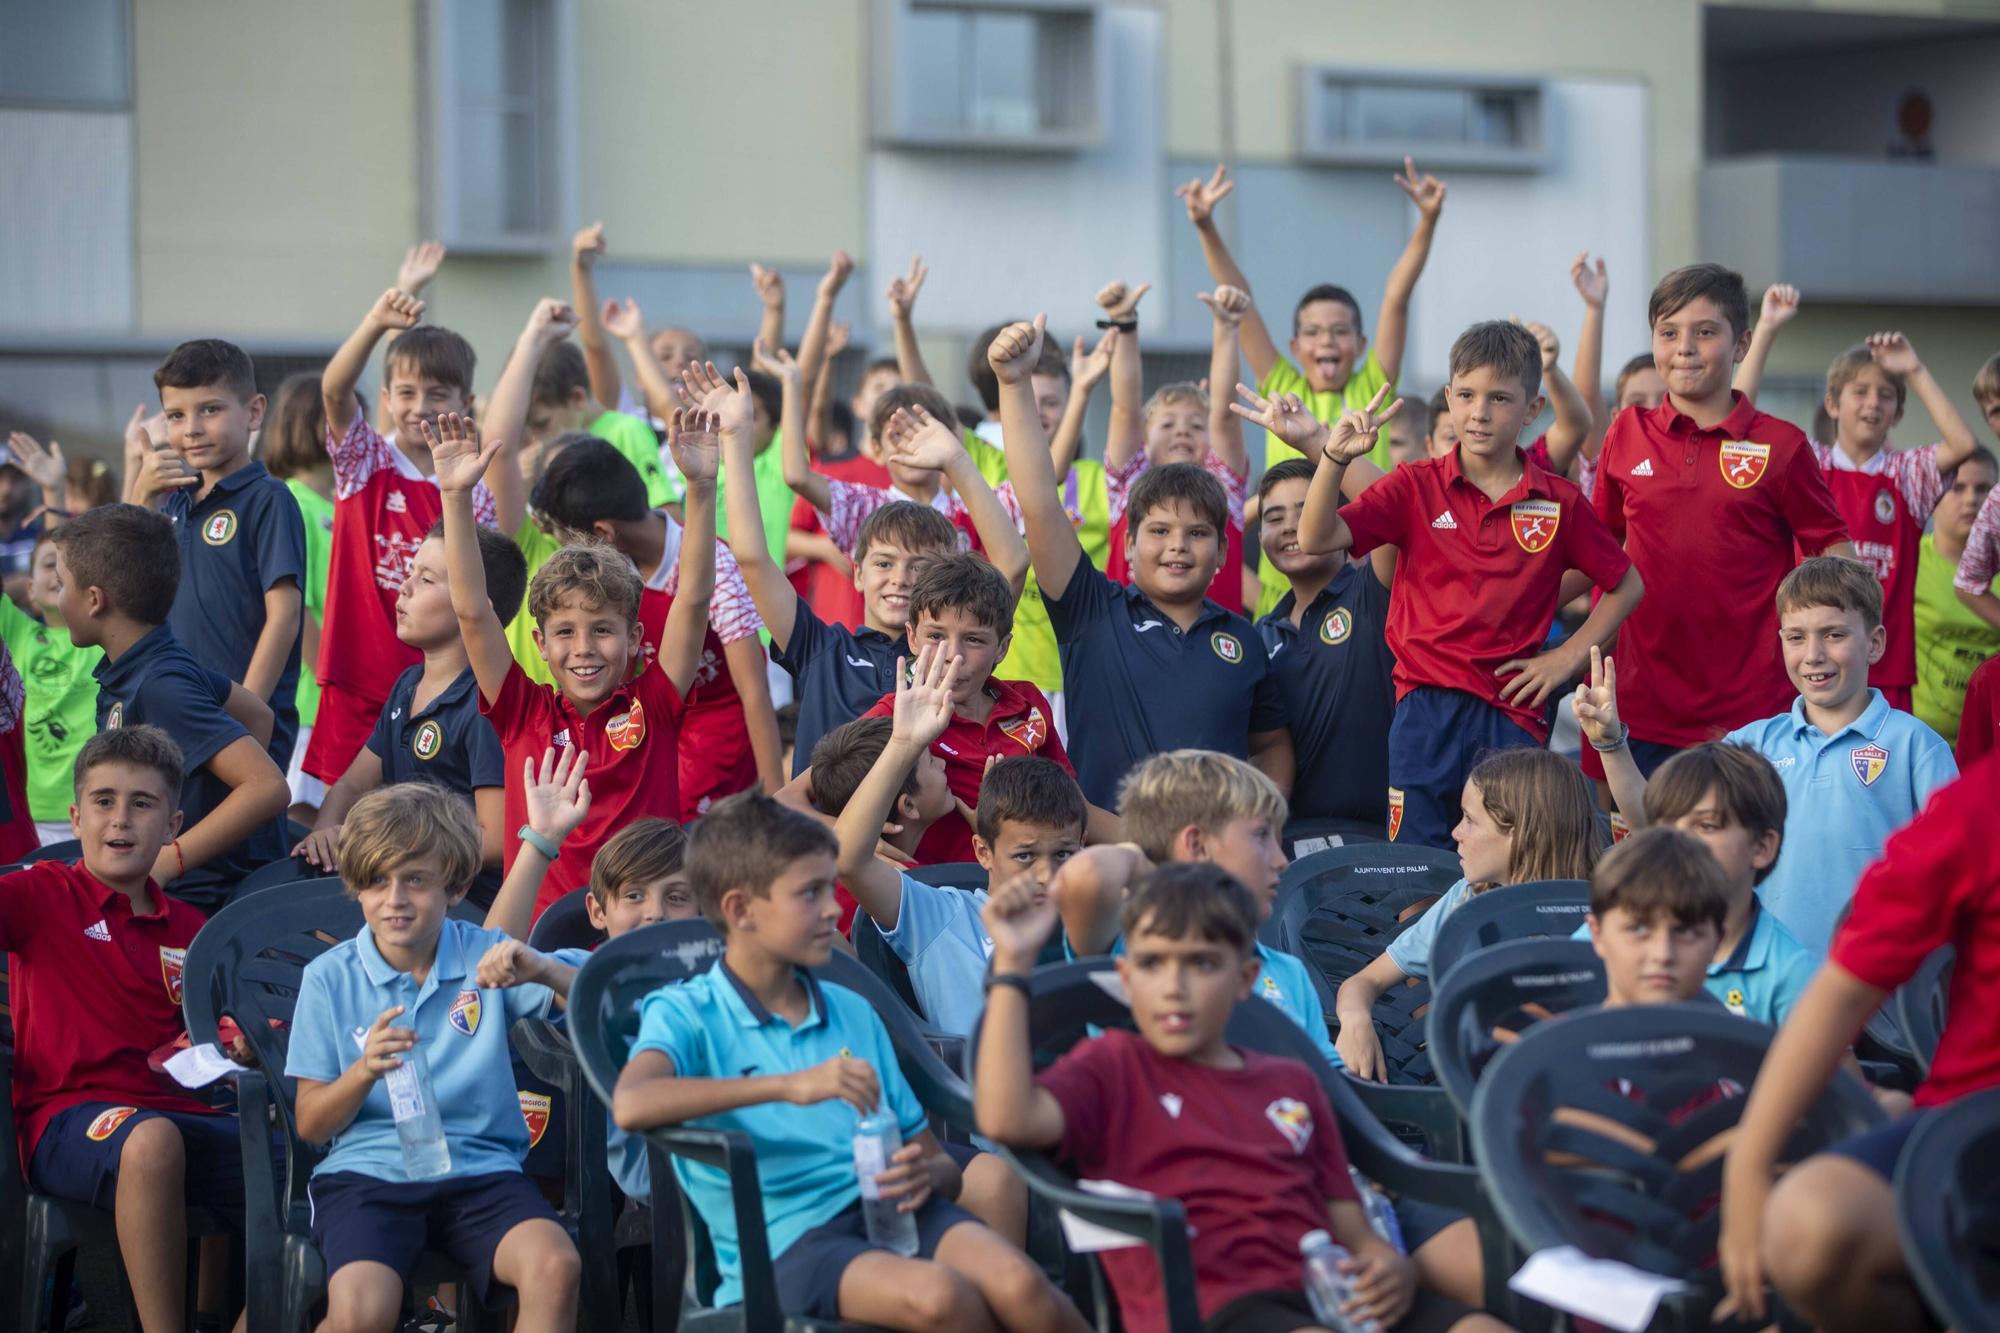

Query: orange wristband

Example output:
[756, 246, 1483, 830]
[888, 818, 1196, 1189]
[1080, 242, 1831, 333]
[171, 838, 185, 879]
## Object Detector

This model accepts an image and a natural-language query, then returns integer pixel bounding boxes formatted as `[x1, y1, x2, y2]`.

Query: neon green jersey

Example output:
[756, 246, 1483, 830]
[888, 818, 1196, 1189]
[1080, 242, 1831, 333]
[0, 597, 102, 821]
[587, 409, 677, 508]
[1913, 534, 2000, 744]
[1006, 461, 1112, 693]
[285, 479, 335, 727]
[506, 522, 563, 687]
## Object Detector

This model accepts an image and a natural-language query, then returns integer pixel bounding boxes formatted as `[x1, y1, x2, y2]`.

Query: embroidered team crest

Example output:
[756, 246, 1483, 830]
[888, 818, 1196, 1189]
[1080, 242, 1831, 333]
[1609, 811, 1631, 844]
[1211, 632, 1243, 664]
[1509, 499, 1561, 554]
[1159, 1093, 1183, 1119]
[1850, 743, 1889, 787]
[201, 510, 238, 546]
[518, 1091, 552, 1147]
[386, 490, 409, 514]
[160, 946, 186, 1004]
[448, 989, 482, 1036]
[1873, 490, 1897, 525]
[412, 720, 443, 761]
[1725, 988, 1746, 1016]
[1319, 608, 1352, 645]
[107, 702, 123, 729]
[1719, 441, 1771, 490]
[999, 707, 1048, 752]
[1265, 1097, 1314, 1153]
[605, 700, 646, 752]
[86, 1107, 139, 1142]
[1387, 787, 1405, 842]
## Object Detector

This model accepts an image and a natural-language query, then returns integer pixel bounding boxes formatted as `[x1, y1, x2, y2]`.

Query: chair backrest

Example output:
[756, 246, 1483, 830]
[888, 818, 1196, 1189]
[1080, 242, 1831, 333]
[1428, 880, 1592, 991]
[908, 861, 989, 891]
[526, 889, 606, 953]
[1261, 842, 1460, 969]
[21, 839, 75, 865]
[233, 854, 317, 898]
[1894, 1083, 2000, 1331]
[1469, 1002, 1883, 1305]
[1281, 816, 1386, 860]
[1426, 938, 1607, 1118]
[1891, 947, 1952, 1081]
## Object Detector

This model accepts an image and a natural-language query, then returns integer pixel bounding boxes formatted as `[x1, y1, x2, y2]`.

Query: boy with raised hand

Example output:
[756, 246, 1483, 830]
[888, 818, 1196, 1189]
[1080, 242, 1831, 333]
[1591, 264, 1853, 780]
[2, 727, 259, 1333]
[53, 505, 289, 906]
[4, 531, 103, 843]
[977, 866, 1501, 1333]
[308, 283, 506, 793]
[525, 340, 675, 508]
[1914, 447, 1998, 743]
[1255, 456, 1395, 831]
[994, 315, 1293, 805]
[1278, 320, 1641, 849]
[287, 783, 580, 1333]
[292, 519, 526, 903]
[436, 403, 715, 918]
[1718, 752, 2000, 1332]
[1712, 557, 1956, 955]
[612, 792, 1087, 1331]
[142, 338, 306, 770]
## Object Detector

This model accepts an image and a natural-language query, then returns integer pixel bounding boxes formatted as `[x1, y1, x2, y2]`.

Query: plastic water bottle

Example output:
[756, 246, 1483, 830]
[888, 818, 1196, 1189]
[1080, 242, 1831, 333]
[386, 1046, 451, 1179]
[1300, 1229, 1378, 1333]
[1349, 1167, 1406, 1253]
[853, 1108, 919, 1255]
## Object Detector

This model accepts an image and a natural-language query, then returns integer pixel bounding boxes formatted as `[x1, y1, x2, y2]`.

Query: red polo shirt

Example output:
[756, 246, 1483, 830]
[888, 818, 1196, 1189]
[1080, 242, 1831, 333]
[482, 661, 686, 918]
[0, 861, 218, 1166]
[1593, 395, 1849, 747]
[862, 677, 1071, 864]
[1831, 752, 2000, 1108]
[1338, 448, 1630, 741]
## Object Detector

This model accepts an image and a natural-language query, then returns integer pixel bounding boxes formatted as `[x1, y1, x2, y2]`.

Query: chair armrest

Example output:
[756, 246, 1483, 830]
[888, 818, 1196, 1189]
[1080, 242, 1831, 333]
[641, 1125, 783, 1331]
[234, 1069, 288, 1333]
[1346, 1079, 1466, 1163]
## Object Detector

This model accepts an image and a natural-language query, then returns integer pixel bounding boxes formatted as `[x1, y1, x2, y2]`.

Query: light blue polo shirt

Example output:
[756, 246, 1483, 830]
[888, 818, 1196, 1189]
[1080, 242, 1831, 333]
[552, 946, 653, 1202]
[1723, 690, 1958, 955]
[1385, 878, 1477, 980]
[876, 873, 992, 1036]
[629, 962, 926, 1307]
[287, 918, 555, 1183]
[1572, 901, 1817, 1025]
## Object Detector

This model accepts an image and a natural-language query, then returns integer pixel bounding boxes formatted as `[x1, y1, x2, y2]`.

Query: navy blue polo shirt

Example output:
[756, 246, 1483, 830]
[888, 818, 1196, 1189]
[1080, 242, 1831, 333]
[1258, 566, 1394, 824]
[164, 461, 306, 771]
[1045, 561, 1287, 806]
[771, 599, 903, 778]
[93, 623, 286, 908]
[366, 665, 505, 794]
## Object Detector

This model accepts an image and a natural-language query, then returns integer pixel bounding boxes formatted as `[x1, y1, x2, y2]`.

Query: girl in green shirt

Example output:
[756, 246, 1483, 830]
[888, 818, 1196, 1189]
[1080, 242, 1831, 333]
[3, 532, 103, 838]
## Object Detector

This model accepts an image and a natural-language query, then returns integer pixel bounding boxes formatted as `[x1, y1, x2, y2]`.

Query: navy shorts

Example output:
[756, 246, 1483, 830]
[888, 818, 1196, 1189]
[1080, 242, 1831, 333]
[773, 1196, 979, 1320]
[1387, 686, 1540, 850]
[1203, 1284, 1472, 1333]
[308, 1169, 562, 1302]
[30, 1103, 245, 1217]
[1392, 1196, 1465, 1252]
[1827, 1111, 1929, 1180]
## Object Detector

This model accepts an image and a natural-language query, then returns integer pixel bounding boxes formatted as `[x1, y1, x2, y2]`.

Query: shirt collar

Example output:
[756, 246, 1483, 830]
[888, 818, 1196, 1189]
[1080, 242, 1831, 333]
[1786, 688, 1890, 742]
[201, 459, 271, 499]
[93, 623, 177, 686]
[93, 870, 171, 920]
[411, 666, 481, 719]
[1120, 579, 1229, 630]
[355, 916, 469, 989]
[1438, 446, 1548, 505]
[715, 959, 827, 1029]
[1654, 391, 1759, 440]
[1822, 442, 1890, 475]
[1714, 900, 1772, 974]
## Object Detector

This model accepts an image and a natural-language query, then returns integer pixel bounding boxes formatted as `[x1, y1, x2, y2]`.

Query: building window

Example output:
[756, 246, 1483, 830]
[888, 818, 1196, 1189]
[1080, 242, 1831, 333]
[0, 0, 131, 108]
[874, 0, 1103, 151]
[421, 0, 575, 254]
[1298, 68, 1546, 172]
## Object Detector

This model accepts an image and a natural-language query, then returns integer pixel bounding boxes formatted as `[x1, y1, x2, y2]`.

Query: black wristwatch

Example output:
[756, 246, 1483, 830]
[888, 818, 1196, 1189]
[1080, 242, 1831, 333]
[983, 970, 1033, 997]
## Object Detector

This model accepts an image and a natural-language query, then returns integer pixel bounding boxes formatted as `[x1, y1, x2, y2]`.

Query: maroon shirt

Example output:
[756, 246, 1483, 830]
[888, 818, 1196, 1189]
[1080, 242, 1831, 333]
[0, 861, 219, 1165]
[1037, 1029, 1359, 1331]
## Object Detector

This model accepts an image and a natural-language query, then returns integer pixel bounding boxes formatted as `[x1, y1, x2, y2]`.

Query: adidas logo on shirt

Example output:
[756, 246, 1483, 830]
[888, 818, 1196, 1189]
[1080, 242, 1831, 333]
[1631, 459, 1655, 477]
[1431, 511, 1458, 530]
[83, 919, 112, 941]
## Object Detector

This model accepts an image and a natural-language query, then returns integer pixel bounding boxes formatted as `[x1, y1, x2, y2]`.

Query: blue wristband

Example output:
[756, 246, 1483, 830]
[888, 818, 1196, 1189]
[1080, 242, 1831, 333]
[517, 824, 562, 862]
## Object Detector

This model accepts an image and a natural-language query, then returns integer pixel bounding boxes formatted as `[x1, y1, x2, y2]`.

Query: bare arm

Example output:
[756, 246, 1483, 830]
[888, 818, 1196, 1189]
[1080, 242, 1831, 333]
[613, 1047, 883, 1132]
[759, 343, 830, 513]
[484, 300, 580, 537]
[1247, 728, 1294, 798]
[570, 223, 622, 409]
[1870, 332, 1979, 473]
[243, 580, 301, 702]
[656, 423, 717, 699]
[323, 290, 423, 439]
[1201, 287, 1251, 478]
[153, 737, 289, 885]
[1732, 284, 1800, 404]
[723, 637, 785, 794]
[711, 370, 800, 653]
[1334, 950, 1407, 1082]
[797, 251, 853, 425]
[431, 416, 518, 705]
[832, 734, 925, 931]
[1542, 361, 1592, 477]
[221, 682, 274, 749]
[991, 318, 1084, 597]
[1571, 648, 1648, 828]
[1376, 159, 1447, 386]
[481, 745, 592, 938]
[1051, 843, 1147, 958]
[1097, 281, 1150, 474]
[604, 301, 677, 425]
[1570, 253, 1609, 458]
[1179, 165, 1280, 383]
[885, 256, 933, 386]
[749, 263, 786, 357]
[1050, 331, 1113, 481]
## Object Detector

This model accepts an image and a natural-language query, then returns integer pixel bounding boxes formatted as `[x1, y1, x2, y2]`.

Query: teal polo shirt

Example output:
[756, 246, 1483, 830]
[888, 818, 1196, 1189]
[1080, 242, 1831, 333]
[1573, 900, 1817, 1025]
[286, 917, 555, 1183]
[628, 962, 926, 1306]
[876, 872, 992, 1036]
[1723, 690, 1958, 954]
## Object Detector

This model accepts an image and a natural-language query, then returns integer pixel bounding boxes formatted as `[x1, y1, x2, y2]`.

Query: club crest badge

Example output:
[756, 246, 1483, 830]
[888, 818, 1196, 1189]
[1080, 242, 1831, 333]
[1319, 608, 1353, 645]
[1509, 499, 1561, 554]
[1609, 811, 1632, 844]
[1725, 988, 1746, 1016]
[1719, 441, 1771, 490]
[107, 702, 123, 729]
[518, 1091, 552, 1147]
[160, 946, 186, 1004]
[1265, 1097, 1314, 1154]
[1850, 743, 1889, 787]
[1874, 490, 1897, 525]
[412, 720, 443, 761]
[605, 699, 646, 752]
[1211, 632, 1243, 664]
[1387, 787, 1405, 842]
[201, 510, 238, 546]
[86, 1107, 139, 1142]
[448, 989, 482, 1036]
[1000, 707, 1048, 752]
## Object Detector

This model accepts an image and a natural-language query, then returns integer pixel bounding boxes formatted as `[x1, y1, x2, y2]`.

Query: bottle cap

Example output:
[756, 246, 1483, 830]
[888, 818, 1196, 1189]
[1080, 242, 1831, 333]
[1300, 1228, 1332, 1251]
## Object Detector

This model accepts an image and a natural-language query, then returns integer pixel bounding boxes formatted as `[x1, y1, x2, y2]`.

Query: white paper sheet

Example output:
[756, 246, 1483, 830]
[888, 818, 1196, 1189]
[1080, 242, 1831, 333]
[163, 1042, 240, 1089]
[1509, 1246, 1689, 1332]
[1057, 1178, 1188, 1254]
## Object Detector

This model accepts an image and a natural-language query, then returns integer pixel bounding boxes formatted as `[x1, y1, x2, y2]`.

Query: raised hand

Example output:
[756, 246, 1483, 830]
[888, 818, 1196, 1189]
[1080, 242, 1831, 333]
[475, 939, 544, 990]
[1759, 283, 1801, 331]
[891, 645, 962, 748]
[985, 314, 1047, 386]
[1325, 383, 1403, 464]
[1867, 330, 1922, 376]
[666, 406, 722, 486]
[601, 297, 645, 342]
[1569, 646, 1624, 748]
[1176, 162, 1235, 226]
[1229, 384, 1330, 456]
[571, 221, 606, 268]
[1198, 284, 1251, 328]
[751, 337, 801, 390]
[522, 746, 592, 847]
[749, 262, 785, 310]
[420, 412, 499, 495]
[1094, 280, 1151, 323]
[981, 871, 1060, 969]
[369, 287, 426, 332]
[524, 297, 580, 344]
[675, 360, 737, 417]
[885, 255, 927, 321]
[1071, 327, 1117, 391]
[1570, 251, 1609, 309]
[1393, 157, 1447, 221]
[818, 249, 855, 300]
[883, 405, 965, 473]
[825, 319, 853, 358]
[396, 241, 447, 294]
[5, 432, 66, 493]
[786, 1054, 881, 1113]
[1513, 317, 1561, 371]
[133, 427, 200, 500]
